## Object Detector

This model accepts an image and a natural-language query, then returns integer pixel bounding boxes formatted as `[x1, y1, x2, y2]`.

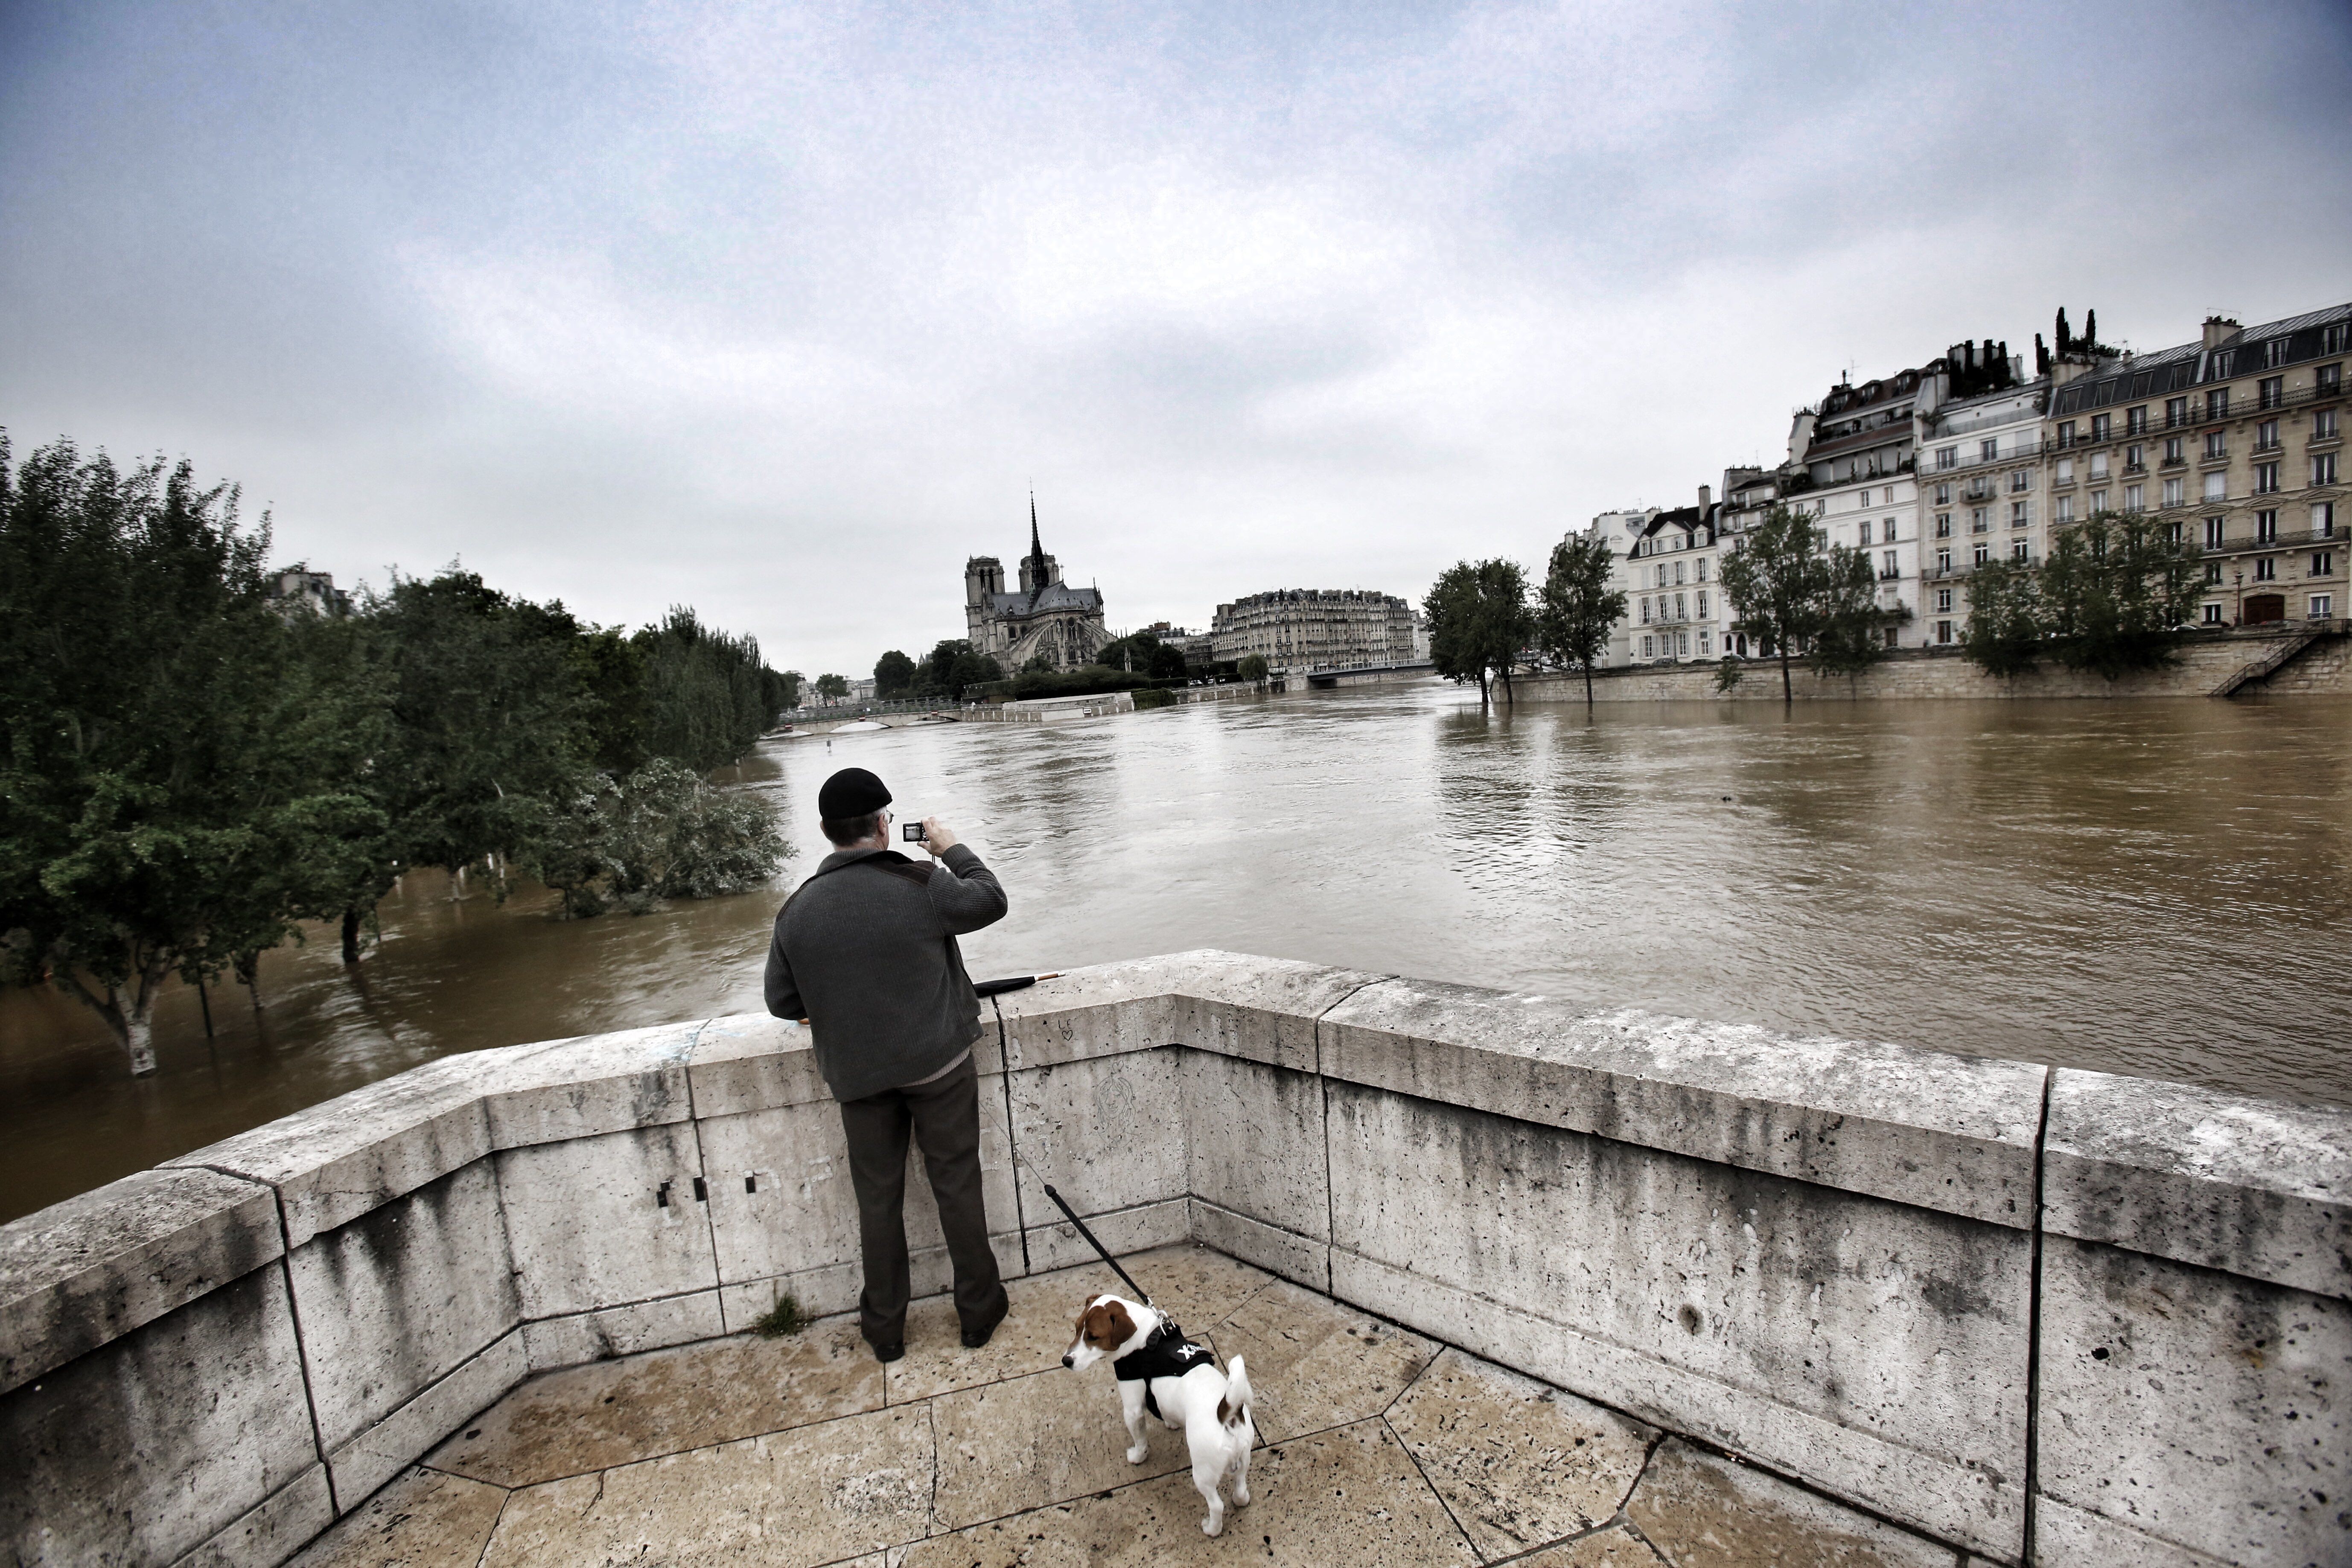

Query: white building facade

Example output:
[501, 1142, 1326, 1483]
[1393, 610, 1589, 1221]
[1210, 589, 1420, 673]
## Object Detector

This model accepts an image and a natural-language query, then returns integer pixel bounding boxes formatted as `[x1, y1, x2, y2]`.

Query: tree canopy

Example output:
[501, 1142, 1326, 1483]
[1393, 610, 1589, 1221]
[1426, 559, 1532, 704]
[1716, 503, 1830, 701]
[1535, 532, 1627, 703]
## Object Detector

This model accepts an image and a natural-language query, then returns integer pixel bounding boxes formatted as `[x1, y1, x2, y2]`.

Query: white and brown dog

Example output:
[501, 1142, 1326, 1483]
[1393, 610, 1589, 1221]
[1062, 1294, 1256, 1536]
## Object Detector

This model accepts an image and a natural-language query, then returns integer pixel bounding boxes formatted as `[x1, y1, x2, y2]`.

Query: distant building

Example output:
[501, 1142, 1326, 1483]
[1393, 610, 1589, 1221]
[964, 501, 1110, 670]
[1603, 493, 1733, 666]
[268, 567, 351, 618]
[1919, 373, 2051, 648]
[1210, 589, 1420, 673]
[1141, 621, 1218, 670]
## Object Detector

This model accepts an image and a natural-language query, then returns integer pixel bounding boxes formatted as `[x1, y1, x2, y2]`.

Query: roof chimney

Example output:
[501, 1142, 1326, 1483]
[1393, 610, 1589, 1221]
[1696, 484, 1712, 515]
[2202, 315, 2241, 350]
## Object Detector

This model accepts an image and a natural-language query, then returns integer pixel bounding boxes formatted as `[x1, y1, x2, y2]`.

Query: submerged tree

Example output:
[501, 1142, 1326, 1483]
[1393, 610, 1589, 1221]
[874, 649, 917, 699]
[523, 758, 789, 918]
[1717, 503, 1830, 701]
[1427, 558, 1533, 704]
[2040, 511, 2203, 679]
[1534, 532, 1628, 704]
[1809, 545, 1903, 678]
[1959, 558, 2047, 677]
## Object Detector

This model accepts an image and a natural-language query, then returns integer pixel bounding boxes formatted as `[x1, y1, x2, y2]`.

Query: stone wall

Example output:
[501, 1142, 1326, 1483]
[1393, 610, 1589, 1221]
[1512, 627, 2352, 702]
[2, 953, 2344, 1567]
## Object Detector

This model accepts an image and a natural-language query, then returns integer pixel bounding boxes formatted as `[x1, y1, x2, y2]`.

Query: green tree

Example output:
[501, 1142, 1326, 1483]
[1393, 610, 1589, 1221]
[1534, 532, 1627, 704]
[521, 757, 789, 918]
[1237, 653, 1270, 682]
[1426, 559, 1533, 704]
[814, 673, 849, 702]
[2040, 511, 2203, 678]
[1718, 504, 1831, 702]
[1809, 545, 1902, 679]
[1959, 558, 2047, 677]
[0, 439, 381, 1072]
[874, 650, 917, 699]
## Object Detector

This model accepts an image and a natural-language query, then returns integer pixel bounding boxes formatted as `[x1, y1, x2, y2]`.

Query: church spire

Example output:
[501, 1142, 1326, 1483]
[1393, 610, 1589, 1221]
[1029, 492, 1043, 564]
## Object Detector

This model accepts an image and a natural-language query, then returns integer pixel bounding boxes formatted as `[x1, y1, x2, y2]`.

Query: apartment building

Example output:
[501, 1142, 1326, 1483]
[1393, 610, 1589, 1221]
[1209, 588, 1420, 673]
[1918, 377, 2051, 647]
[2044, 304, 2347, 626]
[1612, 495, 1730, 665]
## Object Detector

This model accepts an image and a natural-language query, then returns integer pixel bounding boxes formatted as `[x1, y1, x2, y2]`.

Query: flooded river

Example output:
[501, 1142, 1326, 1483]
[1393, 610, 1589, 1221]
[5, 683, 2349, 1223]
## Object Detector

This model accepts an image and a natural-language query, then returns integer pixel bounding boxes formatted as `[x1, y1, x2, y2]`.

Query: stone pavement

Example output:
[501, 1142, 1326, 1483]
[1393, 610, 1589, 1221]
[289, 1245, 1976, 1568]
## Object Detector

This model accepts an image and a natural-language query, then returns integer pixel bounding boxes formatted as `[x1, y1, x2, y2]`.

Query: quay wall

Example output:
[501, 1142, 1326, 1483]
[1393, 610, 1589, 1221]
[1513, 626, 2352, 702]
[2, 953, 2344, 1567]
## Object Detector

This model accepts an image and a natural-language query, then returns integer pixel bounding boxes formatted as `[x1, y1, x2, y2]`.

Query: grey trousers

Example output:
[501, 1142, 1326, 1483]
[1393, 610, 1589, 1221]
[837, 1054, 1006, 1346]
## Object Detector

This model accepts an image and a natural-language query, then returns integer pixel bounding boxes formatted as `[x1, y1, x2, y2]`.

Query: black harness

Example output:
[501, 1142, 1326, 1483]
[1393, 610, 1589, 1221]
[1113, 1319, 1216, 1421]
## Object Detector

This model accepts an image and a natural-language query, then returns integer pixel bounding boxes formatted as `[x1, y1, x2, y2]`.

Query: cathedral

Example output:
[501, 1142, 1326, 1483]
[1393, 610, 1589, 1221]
[963, 501, 1110, 670]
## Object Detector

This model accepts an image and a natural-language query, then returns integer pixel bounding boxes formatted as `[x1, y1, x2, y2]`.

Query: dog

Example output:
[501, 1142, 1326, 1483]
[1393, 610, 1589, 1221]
[1062, 1293, 1256, 1536]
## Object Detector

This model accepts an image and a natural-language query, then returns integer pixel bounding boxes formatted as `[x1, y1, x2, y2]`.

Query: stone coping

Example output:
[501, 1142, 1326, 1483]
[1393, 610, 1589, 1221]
[5, 948, 2346, 1397]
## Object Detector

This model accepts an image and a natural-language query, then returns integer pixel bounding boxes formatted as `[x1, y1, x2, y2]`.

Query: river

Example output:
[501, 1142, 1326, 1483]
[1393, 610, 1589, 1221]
[5, 683, 2348, 1224]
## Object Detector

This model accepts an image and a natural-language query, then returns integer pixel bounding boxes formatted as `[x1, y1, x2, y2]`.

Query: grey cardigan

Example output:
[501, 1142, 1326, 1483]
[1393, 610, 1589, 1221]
[763, 843, 1009, 1102]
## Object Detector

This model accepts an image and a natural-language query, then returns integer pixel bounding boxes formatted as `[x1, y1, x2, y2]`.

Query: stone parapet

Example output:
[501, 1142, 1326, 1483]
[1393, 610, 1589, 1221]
[2, 950, 2343, 1567]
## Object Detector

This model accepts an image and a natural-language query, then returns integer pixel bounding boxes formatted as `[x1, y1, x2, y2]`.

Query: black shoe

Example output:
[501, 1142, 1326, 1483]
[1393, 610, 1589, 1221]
[960, 1293, 1009, 1350]
[871, 1340, 904, 1364]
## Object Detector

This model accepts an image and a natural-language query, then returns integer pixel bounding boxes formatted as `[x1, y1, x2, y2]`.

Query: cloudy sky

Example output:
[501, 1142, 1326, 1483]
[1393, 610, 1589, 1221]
[6, 1, 2349, 679]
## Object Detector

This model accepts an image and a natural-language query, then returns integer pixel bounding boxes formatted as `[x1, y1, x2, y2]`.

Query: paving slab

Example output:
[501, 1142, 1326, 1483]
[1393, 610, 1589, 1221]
[478, 1406, 936, 1568]
[1625, 1439, 1956, 1568]
[1210, 1276, 1436, 1441]
[931, 1366, 1204, 1529]
[424, 1315, 883, 1486]
[286, 1467, 508, 1568]
[1384, 1347, 1655, 1557]
[901, 1418, 1477, 1567]
[1515, 1526, 1673, 1566]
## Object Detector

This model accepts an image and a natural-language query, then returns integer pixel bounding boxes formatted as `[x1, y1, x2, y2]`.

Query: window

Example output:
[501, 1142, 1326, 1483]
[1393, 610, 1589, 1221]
[2328, 326, 2349, 355]
[2314, 595, 2336, 620]
[1936, 588, 1953, 613]
[2256, 420, 2279, 452]
[2205, 516, 2226, 548]
[2056, 457, 2074, 482]
[2124, 485, 2143, 512]
[2125, 444, 2144, 472]
[1675, 592, 1687, 620]
[2254, 557, 2276, 582]
[2313, 553, 2335, 577]
[1935, 512, 1952, 538]
[1883, 519, 1897, 541]
[2204, 431, 2227, 460]
[1640, 597, 1652, 624]
[2090, 489, 2109, 513]
[2257, 510, 2278, 543]
[2058, 420, 2076, 447]
[2090, 452, 2110, 479]
[2267, 340, 2289, 369]
[2255, 461, 2281, 494]
[2163, 478, 2185, 507]
[1936, 446, 1957, 470]
[1882, 549, 1899, 579]
[2321, 362, 2344, 396]
[2259, 374, 2285, 409]
[2169, 519, 2185, 544]
[1641, 635, 1654, 658]
[2090, 414, 2111, 442]
[1934, 483, 1952, 505]
[1656, 564, 1669, 588]
[1698, 629, 1711, 655]
[2215, 351, 2235, 380]
[1696, 558, 1708, 582]
[1972, 507, 1991, 533]
[1677, 632, 1690, 658]
[1857, 520, 1872, 545]
[2012, 539, 2029, 561]
[1936, 619, 1954, 644]
[2204, 472, 2227, 502]
[2166, 395, 2189, 428]
[2164, 436, 2185, 464]
[2318, 410, 2340, 439]
[1936, 548, 1952, 574]
[1696, 589, 1709, 618]
[1973, 543, 1991, 566]
[2318, 502, 2338, 537]
[1982, 438, 1999, 461]
[2127, 406, 2148, 435]
[2205, 561, 2224, 583]
[1674, 561, 1687, 586]
[2203, 603, 2225, 624]
[2012, 500, 2030, 527]
[2056, 495, 2075, 522]
[2316, 454, 2340, 486]
[2012, 469, 2032, 492]
[2206, 389, 2230, 420]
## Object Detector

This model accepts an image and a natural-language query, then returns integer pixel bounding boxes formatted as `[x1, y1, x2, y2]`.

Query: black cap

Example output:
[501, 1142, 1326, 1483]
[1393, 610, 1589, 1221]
[817, 767, 892, 819]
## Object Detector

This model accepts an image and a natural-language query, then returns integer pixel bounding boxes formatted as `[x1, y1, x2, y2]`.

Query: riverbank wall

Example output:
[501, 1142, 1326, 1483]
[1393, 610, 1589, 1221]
[1514, 624, 2352, 702]
[3, 952, 2344, 1566]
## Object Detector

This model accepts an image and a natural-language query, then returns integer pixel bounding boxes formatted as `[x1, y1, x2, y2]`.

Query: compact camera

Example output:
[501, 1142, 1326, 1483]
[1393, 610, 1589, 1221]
[902, 821, 927, 842]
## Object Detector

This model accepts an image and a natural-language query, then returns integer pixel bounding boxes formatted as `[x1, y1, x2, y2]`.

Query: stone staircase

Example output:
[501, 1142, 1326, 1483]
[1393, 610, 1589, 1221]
[2211, 620, 2349, 696]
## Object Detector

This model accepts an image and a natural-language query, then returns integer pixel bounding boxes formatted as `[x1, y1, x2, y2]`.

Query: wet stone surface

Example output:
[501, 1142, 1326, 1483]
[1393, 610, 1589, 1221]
[289, 1243, 1966, 1568]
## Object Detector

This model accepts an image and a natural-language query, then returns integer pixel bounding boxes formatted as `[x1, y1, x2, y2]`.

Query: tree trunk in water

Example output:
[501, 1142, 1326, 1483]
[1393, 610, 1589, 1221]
[1779, 646, 1793, 702]
[341, 906, 362, 964]
[452, 864, 467, 900]
[124, 1011, 156, 1075]
[1583, 661, 1594, 705]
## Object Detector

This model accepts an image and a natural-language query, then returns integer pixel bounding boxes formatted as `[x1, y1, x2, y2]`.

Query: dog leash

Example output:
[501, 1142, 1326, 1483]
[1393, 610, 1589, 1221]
[1039, 1181, 1157, 1310]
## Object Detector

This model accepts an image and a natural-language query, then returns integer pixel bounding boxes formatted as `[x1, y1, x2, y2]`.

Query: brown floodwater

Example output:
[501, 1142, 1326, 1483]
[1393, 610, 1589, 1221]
[5, 684, 2349, 1224]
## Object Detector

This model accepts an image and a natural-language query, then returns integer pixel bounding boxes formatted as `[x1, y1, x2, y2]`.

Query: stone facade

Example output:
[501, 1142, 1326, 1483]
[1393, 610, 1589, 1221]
[1209, 588, 1419, 674]
[963, 503, 1109, 672]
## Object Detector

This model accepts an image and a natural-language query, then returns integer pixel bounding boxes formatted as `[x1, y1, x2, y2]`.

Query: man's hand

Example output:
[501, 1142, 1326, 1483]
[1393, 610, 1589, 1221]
[920, 817, 960, 857]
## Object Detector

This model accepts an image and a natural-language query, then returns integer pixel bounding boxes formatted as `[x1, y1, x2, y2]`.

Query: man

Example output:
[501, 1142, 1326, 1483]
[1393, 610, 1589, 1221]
[764, 766, 1010, 1362]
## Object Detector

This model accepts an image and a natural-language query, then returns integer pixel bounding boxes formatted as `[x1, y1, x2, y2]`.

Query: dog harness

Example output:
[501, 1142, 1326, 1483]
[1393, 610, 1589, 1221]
[1113, 1320, 1216, 1421]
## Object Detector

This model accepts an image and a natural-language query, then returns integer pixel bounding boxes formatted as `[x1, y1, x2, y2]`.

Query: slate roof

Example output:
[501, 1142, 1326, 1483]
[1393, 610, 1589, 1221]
[2050, 301, 2350, 416]
[986, 582, 1103, 619]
